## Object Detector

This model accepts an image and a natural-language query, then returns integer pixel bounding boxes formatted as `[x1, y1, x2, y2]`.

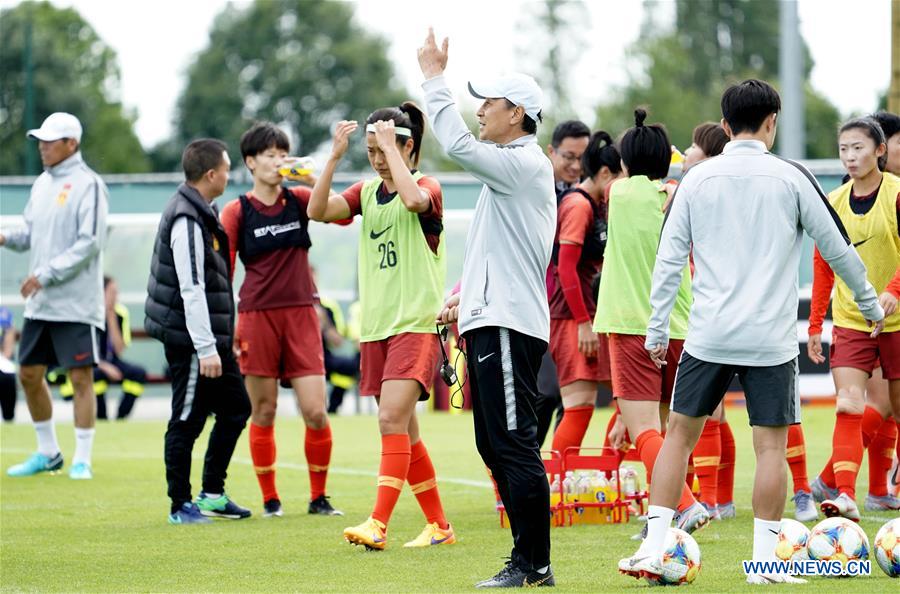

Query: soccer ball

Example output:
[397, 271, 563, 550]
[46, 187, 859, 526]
[807, 517, 869, 568]
[645, 527, 702, 585]
[873, 518, 900, 578]
[775, 518, 810, 562]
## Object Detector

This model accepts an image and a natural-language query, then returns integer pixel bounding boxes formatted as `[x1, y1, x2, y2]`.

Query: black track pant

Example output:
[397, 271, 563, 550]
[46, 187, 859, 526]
[464, 326, 551, 571]
[164, 346, 250, 513]
[534, 351, 563, 447]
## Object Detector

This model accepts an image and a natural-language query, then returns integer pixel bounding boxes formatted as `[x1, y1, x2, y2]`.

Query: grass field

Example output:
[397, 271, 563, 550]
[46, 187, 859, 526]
[1, 404, 897, 592]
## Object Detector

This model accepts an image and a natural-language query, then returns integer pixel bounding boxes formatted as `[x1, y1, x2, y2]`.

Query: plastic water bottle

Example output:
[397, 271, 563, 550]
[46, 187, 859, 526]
[278, 156, 315, 178]
[562, 471, 576, 504]
[622, 466, 638, 496]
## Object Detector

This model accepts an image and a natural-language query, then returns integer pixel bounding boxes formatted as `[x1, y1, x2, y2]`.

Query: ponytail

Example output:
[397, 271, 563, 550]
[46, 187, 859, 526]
[582, 130, 621, 179]
[366, 102, 426, 166]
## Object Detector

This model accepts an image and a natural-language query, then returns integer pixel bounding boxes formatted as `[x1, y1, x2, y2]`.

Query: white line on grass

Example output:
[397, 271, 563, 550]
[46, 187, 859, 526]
[0, 447, 493, 490]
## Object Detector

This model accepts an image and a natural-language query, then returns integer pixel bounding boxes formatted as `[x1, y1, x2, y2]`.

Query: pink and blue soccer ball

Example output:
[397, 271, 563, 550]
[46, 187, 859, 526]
[645, 527, 702, 585]
[873, 518, 900, 578]
[807, 517, 869, 568]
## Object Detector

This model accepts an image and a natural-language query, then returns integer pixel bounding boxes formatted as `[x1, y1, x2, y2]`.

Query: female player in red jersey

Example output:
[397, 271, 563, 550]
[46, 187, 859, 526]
[807, 117, 900, 519]
[309, 103, 455, 550]
[548, 131, 621, 455]
[221, 123, 340, 518]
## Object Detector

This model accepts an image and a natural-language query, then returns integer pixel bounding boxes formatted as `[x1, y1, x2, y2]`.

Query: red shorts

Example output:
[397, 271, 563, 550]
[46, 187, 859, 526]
[549, 318, 611, 386]
[359, 332, 440, 397]
[237, 305, 325, 378]
[609, 333, 683, 402]
[830, 326, 900, 379]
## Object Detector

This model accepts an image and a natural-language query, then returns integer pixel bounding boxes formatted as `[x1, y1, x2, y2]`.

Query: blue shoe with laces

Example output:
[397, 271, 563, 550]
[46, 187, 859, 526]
[168, 502, 212, 525]
[7, 452, 64, 477]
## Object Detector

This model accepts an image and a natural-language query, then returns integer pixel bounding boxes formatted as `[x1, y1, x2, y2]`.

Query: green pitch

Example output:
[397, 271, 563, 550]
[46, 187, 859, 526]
[1, 405, 897, 592]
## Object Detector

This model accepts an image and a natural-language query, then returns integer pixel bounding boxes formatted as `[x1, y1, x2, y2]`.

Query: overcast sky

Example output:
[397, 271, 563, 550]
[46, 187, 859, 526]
[4, 0, 890, 148]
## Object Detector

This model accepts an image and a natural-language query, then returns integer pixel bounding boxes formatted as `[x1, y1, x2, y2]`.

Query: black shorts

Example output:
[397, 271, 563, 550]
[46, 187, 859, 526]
[671, 351, 800, 427]
[19, 319, 98, 369]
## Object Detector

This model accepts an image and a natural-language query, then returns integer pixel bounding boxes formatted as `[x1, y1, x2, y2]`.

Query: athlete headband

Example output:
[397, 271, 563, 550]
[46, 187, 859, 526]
[365, 123, 413, 137]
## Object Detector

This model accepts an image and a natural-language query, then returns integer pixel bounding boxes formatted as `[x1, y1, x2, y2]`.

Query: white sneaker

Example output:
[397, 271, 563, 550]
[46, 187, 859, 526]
[746, 573, 808, 585]
[618, 552, 663, 581]
[792, 490, 818, 522]
[820, 492, 861, 522]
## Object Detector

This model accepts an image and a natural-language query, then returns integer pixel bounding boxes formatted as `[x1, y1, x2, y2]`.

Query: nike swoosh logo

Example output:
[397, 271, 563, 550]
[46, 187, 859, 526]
[647, 515, 660, 520]
[73, 352, 91, 361]
[369, 225, 392, 240]
[768, 529, 780, 535]
[629, 556, 649, 567]
[852, 236, 872, 248]
[478, 352, 496, 363]
[430, 535, 451, 545]
[523, 574, 551, 586]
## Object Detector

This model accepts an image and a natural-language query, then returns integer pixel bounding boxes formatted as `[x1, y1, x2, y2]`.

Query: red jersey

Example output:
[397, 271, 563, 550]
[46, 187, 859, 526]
[221, 186, 318, 312]
[549, 188, 604, 321]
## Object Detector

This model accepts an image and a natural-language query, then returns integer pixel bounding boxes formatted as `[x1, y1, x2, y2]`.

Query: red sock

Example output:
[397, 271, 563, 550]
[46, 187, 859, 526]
[821, 405, 883, 488]
[717, 421, 735, 505]
[602, 409, 626, 466]
[552, 405, 593, 454]
[305, 424, 332, 501]
[249, 423, 278, 502]
[868, 418, 897, 497]
[686, 454, 695, 495]
[635, 428, 695, 512]
[832, 412, 864, 499]
[408, 440, 449, 529]
[372, 434, 411, 526]
[693, 419, 721, 507]
[786, 424, 811, 494]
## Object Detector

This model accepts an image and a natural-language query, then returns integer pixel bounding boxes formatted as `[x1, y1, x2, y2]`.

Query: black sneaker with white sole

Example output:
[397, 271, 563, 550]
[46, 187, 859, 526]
[308, 494, 343, 516]
[475, 559, 555, 588]
[263, 498, 283, 517]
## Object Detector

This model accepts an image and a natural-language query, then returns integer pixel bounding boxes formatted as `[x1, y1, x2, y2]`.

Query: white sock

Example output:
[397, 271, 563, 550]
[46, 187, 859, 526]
[752, 518, 781, 562]
[536, 565, 549, 574]
[203, 492, 221, 499]
[72, 428, 95, 466]
[34, 419, 60, 458]
[637, 505, 675, 558]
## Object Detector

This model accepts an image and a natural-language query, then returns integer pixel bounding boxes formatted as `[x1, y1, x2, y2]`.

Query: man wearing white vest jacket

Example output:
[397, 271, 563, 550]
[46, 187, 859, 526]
[420, 29, 557, 588]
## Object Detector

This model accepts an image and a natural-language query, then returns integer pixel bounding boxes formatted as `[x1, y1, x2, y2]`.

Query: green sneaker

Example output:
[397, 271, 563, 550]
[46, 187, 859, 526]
[195, 492, 251, 519]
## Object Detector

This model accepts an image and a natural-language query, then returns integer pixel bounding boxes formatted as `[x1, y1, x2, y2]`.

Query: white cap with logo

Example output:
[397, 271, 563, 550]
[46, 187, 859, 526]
[27, 112, 83, 143]
[468, 73, 543, 122]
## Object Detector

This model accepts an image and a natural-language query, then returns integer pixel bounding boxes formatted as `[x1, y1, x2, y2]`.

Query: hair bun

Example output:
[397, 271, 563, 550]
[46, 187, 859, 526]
[634, 108, 647, 127]
[596, 130, 613, 146]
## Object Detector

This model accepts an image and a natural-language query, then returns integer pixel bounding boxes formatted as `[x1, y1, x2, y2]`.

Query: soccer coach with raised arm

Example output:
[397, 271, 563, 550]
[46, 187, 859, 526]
[420, 29, 557, 588]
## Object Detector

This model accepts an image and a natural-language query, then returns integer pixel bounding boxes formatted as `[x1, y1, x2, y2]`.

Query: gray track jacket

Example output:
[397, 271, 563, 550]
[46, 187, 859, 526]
[2, 152, 108, 329]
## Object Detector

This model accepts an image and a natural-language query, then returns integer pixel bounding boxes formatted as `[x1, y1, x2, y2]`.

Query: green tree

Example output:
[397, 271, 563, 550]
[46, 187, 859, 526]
[596, 0, 842, 158]
[0, 2, 149, 175]
[168, 0, 406, 172]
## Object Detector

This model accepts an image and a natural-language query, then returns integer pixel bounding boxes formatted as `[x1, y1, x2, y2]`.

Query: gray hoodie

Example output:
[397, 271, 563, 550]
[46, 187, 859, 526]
[2, 152, 108, 329]
[423, 75, 556, 342]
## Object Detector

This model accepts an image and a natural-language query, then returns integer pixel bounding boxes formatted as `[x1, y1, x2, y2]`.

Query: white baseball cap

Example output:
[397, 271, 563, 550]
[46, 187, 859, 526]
[468, 73, 543, 121]
[27, 112, 83, 143]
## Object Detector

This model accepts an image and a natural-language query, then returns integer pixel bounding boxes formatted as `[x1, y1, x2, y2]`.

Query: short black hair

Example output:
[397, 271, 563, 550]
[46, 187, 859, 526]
[551, 120, 590, 148]
[619, 108, 670, 180]
[692, 122, 729, 158]
[239, 122, 290, 164]
[504, 99, 541, 135]
[182, 138, 228, 182]
[871, 111, 900, 139]
[721, 79, 781, 135]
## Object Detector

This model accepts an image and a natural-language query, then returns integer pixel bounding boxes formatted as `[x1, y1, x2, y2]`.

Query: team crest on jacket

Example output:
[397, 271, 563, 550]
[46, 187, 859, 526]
[56, 183, 72, 206]
[213, 237, 220, 251]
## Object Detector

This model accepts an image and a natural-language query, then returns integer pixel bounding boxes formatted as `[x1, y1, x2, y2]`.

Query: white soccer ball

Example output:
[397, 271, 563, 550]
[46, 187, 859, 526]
[775, 518, 811, 562]
[807, 517, 869, 569]
[873, 518, 900, 578]
[645, 527, 702, 585]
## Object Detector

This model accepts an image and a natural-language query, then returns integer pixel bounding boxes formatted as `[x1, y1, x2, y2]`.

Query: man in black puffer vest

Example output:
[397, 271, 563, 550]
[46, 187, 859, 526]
[145, 139, 251, 525]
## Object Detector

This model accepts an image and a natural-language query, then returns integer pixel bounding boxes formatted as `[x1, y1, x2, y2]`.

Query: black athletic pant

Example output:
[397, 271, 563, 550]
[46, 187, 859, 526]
[534, 351, 563, 447]
[464, 326, 551, 571]
[0, 371, 16, 421]
[164, 346, 250, 513]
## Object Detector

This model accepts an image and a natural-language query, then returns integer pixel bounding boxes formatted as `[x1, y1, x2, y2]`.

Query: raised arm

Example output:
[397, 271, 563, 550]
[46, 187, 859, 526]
[417, 28, 530, 194]
[308, 121, 355, 222]
[372, 120, 430, 213]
